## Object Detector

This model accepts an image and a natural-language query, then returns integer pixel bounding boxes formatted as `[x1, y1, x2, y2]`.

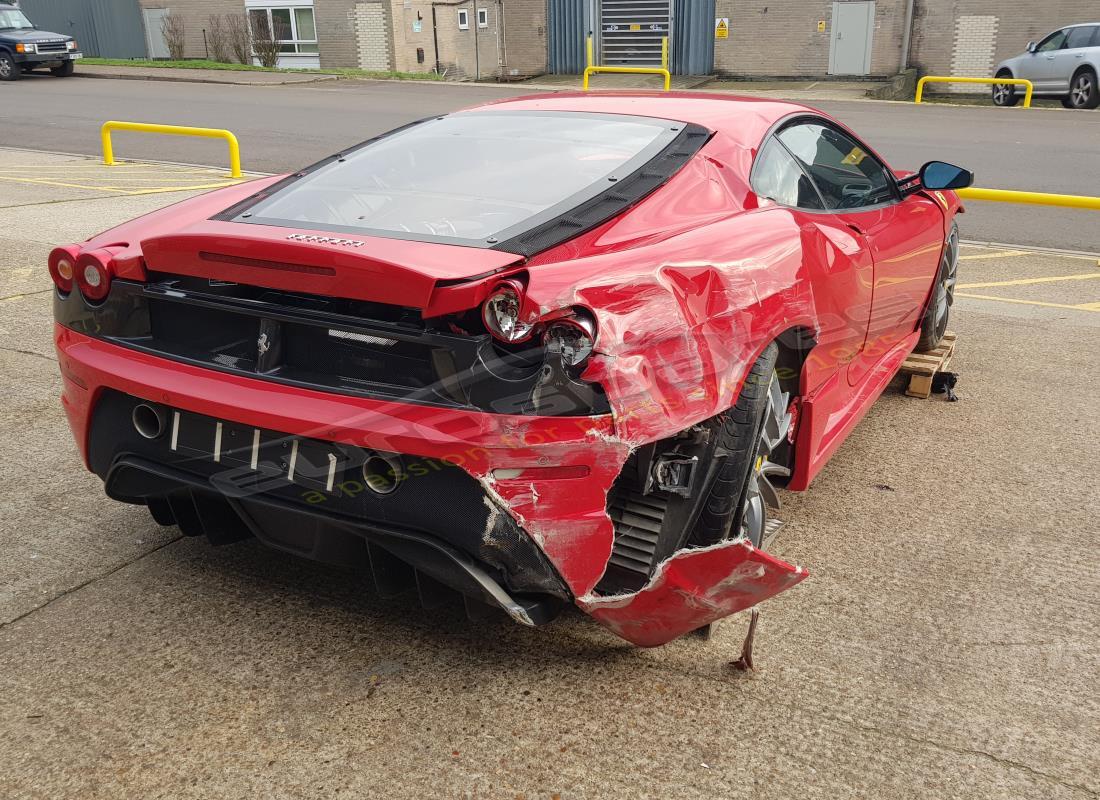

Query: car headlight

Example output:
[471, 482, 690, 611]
[543, 314, 596, 368]
[481, 281, 534, 343]
[67, 40, 77, 50]
[15, 43, 27, 53]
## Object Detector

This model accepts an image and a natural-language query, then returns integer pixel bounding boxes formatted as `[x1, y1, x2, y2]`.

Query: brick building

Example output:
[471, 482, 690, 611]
[136, 0, 545, 76]
[112, 0, 1100, 80]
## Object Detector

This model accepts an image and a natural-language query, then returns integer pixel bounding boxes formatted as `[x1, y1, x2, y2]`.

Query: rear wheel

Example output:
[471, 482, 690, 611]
[51, 61, 75, 77]
[0, 52, 20, 81]
[689, 343, 792, 550]
[917, 222, 960, 352]
[1065, 69, 1099, 110]
[991, 71, 1019, 107]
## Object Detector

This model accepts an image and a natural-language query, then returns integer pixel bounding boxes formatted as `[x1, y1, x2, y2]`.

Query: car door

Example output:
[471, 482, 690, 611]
[774, 121, 945, 386]
[1030, 28, 1070, 90]
[1051, 26, 1099, 92]
[750, 135, 874, 392]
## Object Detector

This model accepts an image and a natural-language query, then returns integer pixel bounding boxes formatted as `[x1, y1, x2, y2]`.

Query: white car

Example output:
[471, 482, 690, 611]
[993, 23, 1100, 109]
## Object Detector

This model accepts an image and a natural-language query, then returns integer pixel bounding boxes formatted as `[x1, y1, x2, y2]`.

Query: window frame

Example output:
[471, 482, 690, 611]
[458, 9, 470, 30]
[477, 8, 489, 28]
[1036, 29, 1069, 52]
[1065, 25, 1096, 49]
[749, 114, 902, 214]
[248, 5, 319, 56]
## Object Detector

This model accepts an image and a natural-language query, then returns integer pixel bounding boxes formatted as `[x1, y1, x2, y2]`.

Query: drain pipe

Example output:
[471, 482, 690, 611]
[899, 0, 915, 71]
[432, 5, 441, 75]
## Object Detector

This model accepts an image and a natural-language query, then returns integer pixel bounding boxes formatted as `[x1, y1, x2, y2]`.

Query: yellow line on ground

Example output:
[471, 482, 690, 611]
[957, 250, 1030, 261]
[0, 175, 243, 194]
[1076, 301, 1100, 311]
[956, 274, 1100, 289]
[955, 292, 1100, 312]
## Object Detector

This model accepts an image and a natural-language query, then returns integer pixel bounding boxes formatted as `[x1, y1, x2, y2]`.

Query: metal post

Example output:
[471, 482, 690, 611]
[899, 0, 915, 71]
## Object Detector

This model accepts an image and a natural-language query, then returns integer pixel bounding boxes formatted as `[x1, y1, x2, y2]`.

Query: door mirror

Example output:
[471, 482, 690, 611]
[1026, 40, 1037, 53]
[919, 161, 974, 191]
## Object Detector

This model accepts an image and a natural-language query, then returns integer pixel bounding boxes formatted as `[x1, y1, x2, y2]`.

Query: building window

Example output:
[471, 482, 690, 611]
[457, 9, 469, 30]
[477, 8, 488, 28]
[248, 6, 319, 54]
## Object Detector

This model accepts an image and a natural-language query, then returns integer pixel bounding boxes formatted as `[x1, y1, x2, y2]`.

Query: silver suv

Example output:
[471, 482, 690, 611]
[993, 23, 1100, 109]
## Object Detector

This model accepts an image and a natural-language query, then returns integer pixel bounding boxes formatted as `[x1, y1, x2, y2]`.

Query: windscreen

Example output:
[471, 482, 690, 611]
[234, 111, 682, 246]
[0, 8, 34, 29]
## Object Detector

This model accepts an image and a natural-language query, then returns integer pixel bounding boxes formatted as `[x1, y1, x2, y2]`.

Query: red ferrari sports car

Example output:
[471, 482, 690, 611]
[50, 93, 971, 647]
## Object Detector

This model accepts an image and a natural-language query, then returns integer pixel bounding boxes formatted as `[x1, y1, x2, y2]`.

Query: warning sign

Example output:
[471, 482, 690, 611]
[817, 20, 826, 32]
[715, 18, 729, 39]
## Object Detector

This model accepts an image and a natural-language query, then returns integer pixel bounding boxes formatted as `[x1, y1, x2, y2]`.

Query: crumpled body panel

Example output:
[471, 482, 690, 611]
[579, 539, 807, 647]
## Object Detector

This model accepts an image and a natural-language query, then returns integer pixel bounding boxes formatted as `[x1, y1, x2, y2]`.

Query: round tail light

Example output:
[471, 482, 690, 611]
[75, 249, 114, 302]
[543, 314, 597, 368]
[48, 246, 80, 294]
[482, 281, 534, 343]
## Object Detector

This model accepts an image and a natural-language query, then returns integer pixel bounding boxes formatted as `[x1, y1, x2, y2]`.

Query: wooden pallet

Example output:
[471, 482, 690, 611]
[900, 331, 956, 399]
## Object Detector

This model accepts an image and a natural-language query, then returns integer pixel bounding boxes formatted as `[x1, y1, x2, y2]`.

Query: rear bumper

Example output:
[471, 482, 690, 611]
[56, 324, 807, 645]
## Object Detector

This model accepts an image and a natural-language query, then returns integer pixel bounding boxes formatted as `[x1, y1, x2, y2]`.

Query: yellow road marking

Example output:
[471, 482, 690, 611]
[957, 250, 1029, 261]
[955, 292, 1100, 312]
[956, 273, 1100, 289]
[0, 174, 244, 194]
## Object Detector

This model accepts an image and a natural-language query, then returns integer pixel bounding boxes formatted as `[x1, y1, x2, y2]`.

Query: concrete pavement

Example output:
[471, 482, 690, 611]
[0, 148, 1098, 798]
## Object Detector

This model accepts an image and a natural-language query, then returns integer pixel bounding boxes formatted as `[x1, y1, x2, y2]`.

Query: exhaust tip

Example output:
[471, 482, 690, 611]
[132, 403, 167, 440]
[362, 452, 404, 495]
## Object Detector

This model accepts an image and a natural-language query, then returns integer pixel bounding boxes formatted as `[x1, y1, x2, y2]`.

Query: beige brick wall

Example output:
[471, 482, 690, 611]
[910, 0, 1100, 82]
[355, 1, 392, 70]
[713, 0, 908, 78]
[315, 0, 358, 68]
[388, 0, 542, 79]
[499, 0, 547, 78]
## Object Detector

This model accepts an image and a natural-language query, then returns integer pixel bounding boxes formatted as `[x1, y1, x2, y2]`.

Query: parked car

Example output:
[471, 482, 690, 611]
[994, 23, 1100, 109]
[48, 94, 971, 646]
[0, 1, 81, 80]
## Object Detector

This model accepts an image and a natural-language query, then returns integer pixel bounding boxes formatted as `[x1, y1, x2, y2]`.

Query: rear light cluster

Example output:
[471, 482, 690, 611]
[49, 246, 113, 302]
[481, 279, 598, 368]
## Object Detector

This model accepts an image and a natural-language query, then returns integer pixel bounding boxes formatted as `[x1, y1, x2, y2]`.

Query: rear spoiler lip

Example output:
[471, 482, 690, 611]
[139, 219, 525, 310]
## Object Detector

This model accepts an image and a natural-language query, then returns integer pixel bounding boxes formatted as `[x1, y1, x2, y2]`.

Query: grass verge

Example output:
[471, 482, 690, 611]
[81, 58, 443, 81]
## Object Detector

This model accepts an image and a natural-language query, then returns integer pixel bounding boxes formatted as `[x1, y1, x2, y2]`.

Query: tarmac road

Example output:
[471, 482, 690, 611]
[0, 149, 1098, 799]
[0, 75, 1098, 251]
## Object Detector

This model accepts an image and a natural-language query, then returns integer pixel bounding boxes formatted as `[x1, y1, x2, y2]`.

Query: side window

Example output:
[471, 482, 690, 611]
[1037, 29, 1068, 52]
[777, 123, 897, 210]
[1065, 26, 1094, 49]
[752, 138, 824, 210]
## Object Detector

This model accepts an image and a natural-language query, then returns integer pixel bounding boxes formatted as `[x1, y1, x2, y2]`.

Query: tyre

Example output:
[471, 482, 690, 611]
[0, 52, 20, 81]
[51, 61, 75, 78]
[1066, 69, 1099, 110]
[991, 72, 1019, 107]
[917, 222, 960, 352]
[688, 342, 792, 550]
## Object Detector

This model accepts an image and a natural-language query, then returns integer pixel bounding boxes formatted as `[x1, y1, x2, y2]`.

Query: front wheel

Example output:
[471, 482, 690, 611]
[0, 52, 20, 81]
[51, 61, 75, 77]
[991, 73, 1019, 107]
[917, 222, 960, 352]
[1066, 70, 1099, 110]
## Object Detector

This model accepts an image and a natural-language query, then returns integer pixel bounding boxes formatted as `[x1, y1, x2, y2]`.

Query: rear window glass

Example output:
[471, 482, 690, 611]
[234, 111, 681, 246]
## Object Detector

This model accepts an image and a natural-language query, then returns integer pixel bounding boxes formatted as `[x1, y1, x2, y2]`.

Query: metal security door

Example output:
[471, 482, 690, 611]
[828, 1, 874, 75]
[143, 8, 169, 60]
[600, 0, 671, 66]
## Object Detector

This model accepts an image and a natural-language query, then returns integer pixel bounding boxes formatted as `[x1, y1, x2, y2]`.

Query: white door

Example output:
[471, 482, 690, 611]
[829, 2, 874, 75]
[143, 8, 170, 60]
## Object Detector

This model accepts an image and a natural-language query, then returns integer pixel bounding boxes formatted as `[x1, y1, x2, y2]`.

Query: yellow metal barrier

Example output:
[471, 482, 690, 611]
[101, 121, 243, 179]
[915, 75, 1034, 108]
[958, 187, 1100, 211]
[583, 36, 671, 91]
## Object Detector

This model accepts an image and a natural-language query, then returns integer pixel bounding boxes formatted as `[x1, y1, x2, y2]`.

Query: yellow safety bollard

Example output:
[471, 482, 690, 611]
[915, 75, 1034, 108]
[583, 36, 671, 92]
[101, 121, 243, 178]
